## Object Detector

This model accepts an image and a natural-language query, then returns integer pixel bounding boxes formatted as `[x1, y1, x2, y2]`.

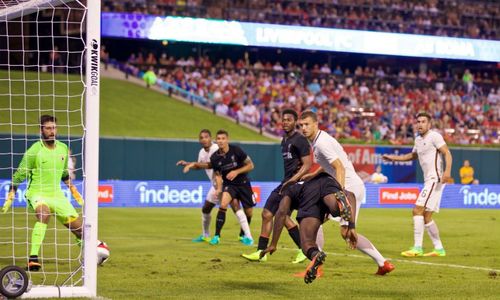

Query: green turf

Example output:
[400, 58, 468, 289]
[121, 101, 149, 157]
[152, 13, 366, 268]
[0, 71, 275, 142]
[2, 208, 499, 299]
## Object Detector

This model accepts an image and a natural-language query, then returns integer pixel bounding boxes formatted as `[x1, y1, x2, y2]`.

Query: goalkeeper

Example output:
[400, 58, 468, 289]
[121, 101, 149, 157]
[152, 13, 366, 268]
[2, 115, 84, 271]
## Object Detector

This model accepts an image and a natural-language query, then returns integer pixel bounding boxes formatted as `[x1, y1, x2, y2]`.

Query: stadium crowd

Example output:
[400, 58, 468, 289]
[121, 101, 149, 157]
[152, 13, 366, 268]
[120, 53, 500, 145]
[103, 0, 499, 40]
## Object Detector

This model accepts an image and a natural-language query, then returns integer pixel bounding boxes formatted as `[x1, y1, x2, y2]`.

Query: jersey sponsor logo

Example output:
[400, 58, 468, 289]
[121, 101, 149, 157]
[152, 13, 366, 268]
[379, 187, 420, 204]
[134, 182, 203, 204]
[460, 186, 500, 206]
[98, 185, 114, 203]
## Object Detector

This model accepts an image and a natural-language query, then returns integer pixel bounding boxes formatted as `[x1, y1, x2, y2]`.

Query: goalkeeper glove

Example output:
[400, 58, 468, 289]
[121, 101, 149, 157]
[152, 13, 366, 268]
[2, 190, 15, 213]
[70, 185, 84, 206]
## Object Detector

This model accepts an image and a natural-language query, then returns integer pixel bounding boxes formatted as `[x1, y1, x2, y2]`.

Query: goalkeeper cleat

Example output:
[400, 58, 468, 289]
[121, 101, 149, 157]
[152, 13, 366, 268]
[27, 257, 42, 271]
[376, 261, 395, 275]
[291, 250, 308, 264]
[240, 236, 254, 246]
[241, 250, 267, 262]
[401, 246, 423, 257]
[334, 191, 352, 222]
[424, 248, 446, 257]
[209, 235, 220, 245]
[192, 235, 210, 243]
[304, 251, 326, 284]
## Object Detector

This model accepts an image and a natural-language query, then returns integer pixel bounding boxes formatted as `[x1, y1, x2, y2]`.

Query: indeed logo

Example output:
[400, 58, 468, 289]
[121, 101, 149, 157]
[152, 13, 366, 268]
[135, 182, 203, 204]
[460, 186, 500, 206]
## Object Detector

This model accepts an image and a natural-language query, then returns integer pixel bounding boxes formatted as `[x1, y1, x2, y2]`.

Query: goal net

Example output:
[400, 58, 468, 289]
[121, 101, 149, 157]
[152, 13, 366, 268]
[0, 0, 99, 298]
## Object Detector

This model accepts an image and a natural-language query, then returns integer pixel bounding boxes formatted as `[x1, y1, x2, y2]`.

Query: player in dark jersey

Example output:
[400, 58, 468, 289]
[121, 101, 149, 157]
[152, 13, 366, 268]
[242, 109, 312, 263]
[260, 173, 357, 284]
[192, 129, 256, 246]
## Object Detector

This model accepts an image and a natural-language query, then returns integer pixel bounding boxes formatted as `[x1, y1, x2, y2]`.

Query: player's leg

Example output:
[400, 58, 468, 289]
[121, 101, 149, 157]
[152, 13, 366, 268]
[63, 216, 83, 240]
[285, 216, 306, 263]
[402, 182, 437, 256]
[209, 191, 233, 245]
[28, 198, 51, 271]
[229, 198, 251, 242]
[298, 217, 326, 284]
[193, 188, 217, 243]
[423, 184, 445, 256]
[240, 206, 253, 240]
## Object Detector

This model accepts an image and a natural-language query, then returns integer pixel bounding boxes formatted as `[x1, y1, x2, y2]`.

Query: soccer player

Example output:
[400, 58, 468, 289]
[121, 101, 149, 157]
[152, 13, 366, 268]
[2, 115, 85, 271]
[383, 112, 452, 257]
[178, 129, 251, 243]
[299, 111, 395, 275]
[189, 130, 255, 246]
[260, 173, 354, 284]
[242, 109, 312, 263]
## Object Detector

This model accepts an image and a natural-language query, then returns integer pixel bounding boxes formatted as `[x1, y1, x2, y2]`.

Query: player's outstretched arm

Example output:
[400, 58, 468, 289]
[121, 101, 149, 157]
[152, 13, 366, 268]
[382, 152, 417, 162]
[438, 144, 453, 183]
[182, 162, 212, 173]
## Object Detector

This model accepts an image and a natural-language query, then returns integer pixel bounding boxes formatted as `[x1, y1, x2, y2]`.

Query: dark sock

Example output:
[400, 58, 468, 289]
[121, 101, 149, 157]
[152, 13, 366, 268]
[305, 247, 319, 261]
[215, 208, 227, 236]
[257, 236, 269, 250]
[287, 226, 301, 248]
[240, 216, 252, 237]
[29, 255, 39, 262]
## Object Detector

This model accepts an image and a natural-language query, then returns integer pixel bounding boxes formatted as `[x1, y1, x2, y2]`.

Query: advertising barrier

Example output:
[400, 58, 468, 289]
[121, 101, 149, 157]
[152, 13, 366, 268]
[2, 180, 499, 209]
[101, 13, 500, 62]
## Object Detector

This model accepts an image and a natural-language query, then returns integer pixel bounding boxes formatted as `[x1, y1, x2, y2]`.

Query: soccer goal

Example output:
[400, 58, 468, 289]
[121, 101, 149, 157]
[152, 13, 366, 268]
[0, 0, 100, 298]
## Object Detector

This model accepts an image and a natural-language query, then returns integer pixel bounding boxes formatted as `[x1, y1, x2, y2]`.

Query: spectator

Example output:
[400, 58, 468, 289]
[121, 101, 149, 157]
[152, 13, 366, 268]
[459, 159, 475, 184]
[370, 165, 388, 184]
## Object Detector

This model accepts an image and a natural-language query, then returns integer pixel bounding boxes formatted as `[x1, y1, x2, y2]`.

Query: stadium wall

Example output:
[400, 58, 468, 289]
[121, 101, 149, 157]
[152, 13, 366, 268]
[0, 135, 498, 183]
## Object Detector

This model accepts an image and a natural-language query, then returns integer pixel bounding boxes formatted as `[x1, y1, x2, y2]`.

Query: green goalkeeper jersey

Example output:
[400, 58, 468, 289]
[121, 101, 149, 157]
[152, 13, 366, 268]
[12, 140, 69, 199]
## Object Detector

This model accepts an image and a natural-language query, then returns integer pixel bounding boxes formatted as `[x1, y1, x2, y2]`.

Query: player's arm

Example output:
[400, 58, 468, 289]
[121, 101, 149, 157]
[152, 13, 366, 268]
[182, 161, 212, 173]
[3, 150, 34, 213]
[301, 166, 324, 181]
[281, 154, 312, 193]
[214, 172, 223, 199]
[331, 158, 346, 189]
[63, 178, 84, 206]
[382, 152, 417, 162]
[226, 156, 254, 181]
[261, 195, 292, 257]
[344, 190, 358, 249]
[438, 144, 453, 183]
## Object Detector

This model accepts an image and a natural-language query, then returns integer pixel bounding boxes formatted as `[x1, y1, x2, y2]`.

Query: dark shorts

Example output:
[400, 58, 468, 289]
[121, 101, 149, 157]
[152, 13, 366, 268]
[223, 183, 256, 209]
[263, 184, 283, 215]
[296, 174, 342, 222]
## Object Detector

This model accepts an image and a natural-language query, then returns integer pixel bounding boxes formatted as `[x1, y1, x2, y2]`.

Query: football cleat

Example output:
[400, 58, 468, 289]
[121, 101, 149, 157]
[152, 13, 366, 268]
[240, 236, 254, 246]
[291, 250, 307, 264]
[27, 257, 42, 271]
[209, 235, 220, 245]
[401, 246, 423, 257]
[293, 265, 323, 278]
[376, 261, 395, 275]
[334, 191, 352, 222]
[241, 250, 267, 262]
[424, 248, 446, 257]
[304, 251, 327, 284]
[192, 235, 210, 243]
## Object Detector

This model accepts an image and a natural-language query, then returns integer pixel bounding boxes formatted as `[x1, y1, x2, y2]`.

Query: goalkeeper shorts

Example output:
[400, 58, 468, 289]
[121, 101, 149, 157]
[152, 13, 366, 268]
[27, 194, 79, 224]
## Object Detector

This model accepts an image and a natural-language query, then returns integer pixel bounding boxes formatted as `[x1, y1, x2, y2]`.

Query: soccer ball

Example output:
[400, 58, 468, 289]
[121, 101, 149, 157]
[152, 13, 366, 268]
[97, 240, 110, 265]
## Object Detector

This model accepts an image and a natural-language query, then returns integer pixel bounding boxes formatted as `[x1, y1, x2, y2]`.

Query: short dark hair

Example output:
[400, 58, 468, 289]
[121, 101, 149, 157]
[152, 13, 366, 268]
[199, 129, 211, 136]
[299, 110, 317, 122]
[282, 108, 298, 120]
[40, 115, 56, 127]
[216, 129, 228, 136]
[416, 112, 432, 121]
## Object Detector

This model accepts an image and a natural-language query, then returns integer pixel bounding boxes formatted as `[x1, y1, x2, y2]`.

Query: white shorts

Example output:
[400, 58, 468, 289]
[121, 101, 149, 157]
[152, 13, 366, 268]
[205, 186, 220, 205]
[331, 184, 364, 226]
[415, 181, 444, 213]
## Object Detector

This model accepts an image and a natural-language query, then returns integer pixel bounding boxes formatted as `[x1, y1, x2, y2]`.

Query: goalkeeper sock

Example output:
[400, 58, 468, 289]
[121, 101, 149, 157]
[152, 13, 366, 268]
[30, 222, 47, 256]
[215, 208, 227, 236]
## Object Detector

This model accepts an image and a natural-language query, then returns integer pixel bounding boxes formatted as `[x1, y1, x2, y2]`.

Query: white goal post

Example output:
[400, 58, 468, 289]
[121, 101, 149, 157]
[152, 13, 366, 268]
[0, 0, 100, 298]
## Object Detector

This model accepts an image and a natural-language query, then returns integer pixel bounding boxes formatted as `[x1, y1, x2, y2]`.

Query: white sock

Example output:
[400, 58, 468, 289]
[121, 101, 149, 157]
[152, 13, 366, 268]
[316, 225, 324, 251]
[235, 209, 252, 239]
[202, 213, 211, 238]
[425, 220, 443, 250]
[413, 215, 424, 248]
[357, 234, 386, 267]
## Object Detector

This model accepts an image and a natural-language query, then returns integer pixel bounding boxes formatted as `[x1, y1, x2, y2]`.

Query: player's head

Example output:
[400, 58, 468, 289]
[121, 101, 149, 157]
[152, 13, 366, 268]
[40, 115, 57, 143]
[282, 109, 298, 134]
[463, 160, 470, 167]
[215, 129, 229, 150]
[415, 112, 432, 135]
[299, 110, 319, 140]
[198, 129, 212, 149]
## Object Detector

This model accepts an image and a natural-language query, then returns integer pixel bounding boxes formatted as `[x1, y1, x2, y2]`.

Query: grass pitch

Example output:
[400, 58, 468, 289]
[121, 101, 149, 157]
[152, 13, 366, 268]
[3, 208, 499, 299]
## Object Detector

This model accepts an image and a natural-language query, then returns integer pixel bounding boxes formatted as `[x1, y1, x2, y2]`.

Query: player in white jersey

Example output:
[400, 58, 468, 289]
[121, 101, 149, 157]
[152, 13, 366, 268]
[299, 111, 395, 275]
[177, 129, 251, 243]
[383, 112, 452, 257]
